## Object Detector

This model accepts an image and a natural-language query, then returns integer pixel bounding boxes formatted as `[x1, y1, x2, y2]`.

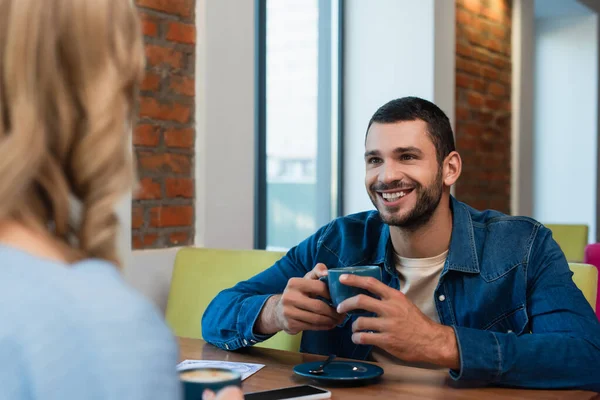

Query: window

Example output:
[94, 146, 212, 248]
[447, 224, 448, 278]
[256, 0, 343, 250]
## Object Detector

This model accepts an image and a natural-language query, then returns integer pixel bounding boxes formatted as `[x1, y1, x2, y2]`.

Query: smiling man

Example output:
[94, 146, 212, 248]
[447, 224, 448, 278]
[202, 97, 600, 391]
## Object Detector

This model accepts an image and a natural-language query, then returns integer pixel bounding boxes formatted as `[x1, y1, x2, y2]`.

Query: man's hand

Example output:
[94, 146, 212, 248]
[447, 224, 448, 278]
[202, 387, 244, 400]
[336, 274, 460, 369]
[255, 264, 346, 335]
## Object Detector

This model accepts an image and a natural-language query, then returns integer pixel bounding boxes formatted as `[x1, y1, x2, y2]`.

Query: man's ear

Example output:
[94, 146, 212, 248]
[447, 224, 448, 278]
[442, 151, 462, 187]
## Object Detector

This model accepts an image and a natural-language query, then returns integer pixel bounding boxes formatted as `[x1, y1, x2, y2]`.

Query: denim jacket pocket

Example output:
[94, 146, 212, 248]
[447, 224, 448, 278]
[482, 304, 529, 335]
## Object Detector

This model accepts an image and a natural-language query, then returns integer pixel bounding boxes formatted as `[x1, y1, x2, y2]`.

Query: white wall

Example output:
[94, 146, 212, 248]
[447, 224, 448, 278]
[533, 13, 598, 242]
[195, 0, 256, 250]
[343, 0, 455, 215]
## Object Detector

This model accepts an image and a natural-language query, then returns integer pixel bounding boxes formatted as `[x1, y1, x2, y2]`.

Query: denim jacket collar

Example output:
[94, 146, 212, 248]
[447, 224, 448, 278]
[445, 196, 480, 274]
[370, 196, 480, 275]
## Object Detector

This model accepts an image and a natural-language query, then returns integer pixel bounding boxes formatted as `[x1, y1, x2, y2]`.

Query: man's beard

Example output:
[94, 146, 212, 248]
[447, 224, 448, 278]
[369, 168, 443, 231]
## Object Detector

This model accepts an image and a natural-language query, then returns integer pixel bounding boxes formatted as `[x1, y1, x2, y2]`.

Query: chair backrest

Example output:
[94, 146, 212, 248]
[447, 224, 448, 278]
[545, 224, 588, 262]
[165, 247, 302, 352]
[584, 243, 600, 320]
[569, 263, 598, 312]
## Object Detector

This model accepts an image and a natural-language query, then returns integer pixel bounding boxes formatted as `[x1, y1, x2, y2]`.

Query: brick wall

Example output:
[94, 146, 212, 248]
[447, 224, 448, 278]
[454, 0, 512, 213]
[133, 0, 196, 249]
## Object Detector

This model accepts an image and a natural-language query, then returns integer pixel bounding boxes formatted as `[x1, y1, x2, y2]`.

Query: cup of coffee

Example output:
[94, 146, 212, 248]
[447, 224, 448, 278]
[319, 265, 382, 315]
[180, 367, 242, 400]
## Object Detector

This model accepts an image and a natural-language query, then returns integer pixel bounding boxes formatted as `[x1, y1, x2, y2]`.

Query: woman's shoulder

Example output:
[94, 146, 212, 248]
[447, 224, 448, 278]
[0, 246, 180, 399]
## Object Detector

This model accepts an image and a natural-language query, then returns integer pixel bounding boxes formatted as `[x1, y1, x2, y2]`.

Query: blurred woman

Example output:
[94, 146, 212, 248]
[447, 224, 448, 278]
[0, 0, 178, 398]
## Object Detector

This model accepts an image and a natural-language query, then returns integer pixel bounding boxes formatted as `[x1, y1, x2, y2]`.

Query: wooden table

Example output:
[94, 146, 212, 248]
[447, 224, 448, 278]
[178, 337, 597, 399]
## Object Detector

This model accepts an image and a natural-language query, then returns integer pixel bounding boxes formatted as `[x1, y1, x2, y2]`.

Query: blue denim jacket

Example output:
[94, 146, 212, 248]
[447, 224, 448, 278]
[202, 197, 600, 391]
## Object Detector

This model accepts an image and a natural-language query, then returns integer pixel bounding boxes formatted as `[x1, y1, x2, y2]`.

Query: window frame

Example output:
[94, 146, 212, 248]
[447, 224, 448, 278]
[254, 0, 345, 250]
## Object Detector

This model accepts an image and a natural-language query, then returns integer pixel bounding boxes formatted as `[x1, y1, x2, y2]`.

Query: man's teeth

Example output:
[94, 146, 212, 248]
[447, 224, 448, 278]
[382, 191, 407, 200]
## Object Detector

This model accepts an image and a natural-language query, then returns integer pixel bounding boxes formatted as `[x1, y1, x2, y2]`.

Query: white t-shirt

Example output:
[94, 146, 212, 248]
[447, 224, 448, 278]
[370, 249, 448, 365]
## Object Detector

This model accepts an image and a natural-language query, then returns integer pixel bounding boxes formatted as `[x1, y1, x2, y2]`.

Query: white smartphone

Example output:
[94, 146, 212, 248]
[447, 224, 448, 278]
[244, 385, 331, 400]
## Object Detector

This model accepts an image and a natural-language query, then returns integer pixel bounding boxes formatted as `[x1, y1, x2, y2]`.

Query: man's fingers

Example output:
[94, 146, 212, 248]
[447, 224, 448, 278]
[287, 277, 330, 299]
[337, 294, 381, 315]
[285, 304, 343, 326]
[338, 274, 391, 299]
[352, 316, 385, 333]
[295, 297, 345, 320]
[351, 331, 387, 346]
[214, 387, 244, 400]
[304, 263, 329, 280]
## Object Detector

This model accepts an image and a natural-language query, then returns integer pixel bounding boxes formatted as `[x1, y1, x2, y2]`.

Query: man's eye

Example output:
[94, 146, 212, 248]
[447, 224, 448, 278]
[367, 158, 382, 164]
[400, 154, 416, 161]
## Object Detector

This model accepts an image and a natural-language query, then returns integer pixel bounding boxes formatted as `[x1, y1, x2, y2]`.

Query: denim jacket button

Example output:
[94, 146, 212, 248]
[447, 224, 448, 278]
[438, 294, 446, 302]
[224, 344, 230, 350]
[243, 339, 248, 345]
[507, 330, 513, 333]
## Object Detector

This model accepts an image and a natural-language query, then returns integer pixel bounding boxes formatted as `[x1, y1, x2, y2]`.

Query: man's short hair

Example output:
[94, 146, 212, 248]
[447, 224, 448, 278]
[366, 97, 456, 164]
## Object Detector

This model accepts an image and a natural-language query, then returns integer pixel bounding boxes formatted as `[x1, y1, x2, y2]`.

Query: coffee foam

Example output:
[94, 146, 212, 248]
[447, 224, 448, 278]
[179, 368, 238, 383]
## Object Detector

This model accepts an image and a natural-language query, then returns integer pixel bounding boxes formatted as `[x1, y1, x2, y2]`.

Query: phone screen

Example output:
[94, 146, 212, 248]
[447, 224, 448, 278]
[244, 385, 329, 400]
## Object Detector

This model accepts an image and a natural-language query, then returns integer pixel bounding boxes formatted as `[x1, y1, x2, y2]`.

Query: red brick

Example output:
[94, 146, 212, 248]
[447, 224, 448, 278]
[139, 13, 158, 37]
[482, 66, 499, 80]
[139, 97, 191, 123]
[472, 48, 489, 64]
[170, 75, 195, 97]
[456, 9, 472, 26]
[133, 234, 159, 249]
[467, 30, 487, 48]
[463, 123, 481, 137]
[136, 0, 193, 18]
[135, 178, 162, 200]
[472, 79, 485, 92]
[482, 5, 505, 23]
[488, 82, 506, 97]
[456, 73, 471, 89]
[165, 178, 194, 198]
[164, 128, 194, 148]
[485, 98, 503, 110]
[145, 45, 183, 69]
[456, 42, 473, 58]
[132, 206, 144, 229]
[138, 152, 192, 174]
[489, 23, 506, 40]
[456, 106, 470, 121]
[132, 235, 142, 249]
[477, 111, 494, 124]
[133, 124, 160, 147]
[456, 57, 481, 75]
[166, 22, 196, 44]
[457, 137, 478, 151]
[467, 92, 484, 107]
[150, 206, 193, 228]
[140, 72, 161, 91]
[460, 0, 482, 15]
[169, 231, 190, 245]
[499, 71, 511, 85]
[495, 115, 510, 130]
[487, 39, 503, 54]
[490, 55, 508, 69]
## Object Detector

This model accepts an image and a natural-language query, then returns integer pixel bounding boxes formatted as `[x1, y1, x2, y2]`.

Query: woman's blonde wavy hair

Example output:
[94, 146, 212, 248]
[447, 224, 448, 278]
[0, 0, 145, 266]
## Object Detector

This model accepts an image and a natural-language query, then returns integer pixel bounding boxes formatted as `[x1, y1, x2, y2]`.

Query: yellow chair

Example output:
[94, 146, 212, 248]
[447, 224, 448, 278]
[546, 224, 588, 262]
[165, 247, 302, 352]
[569, 263, 598, 311]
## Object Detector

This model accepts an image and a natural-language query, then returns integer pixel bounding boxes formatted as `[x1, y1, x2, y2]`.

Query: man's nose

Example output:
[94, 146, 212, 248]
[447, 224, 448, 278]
[378, 163, 405, 184]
